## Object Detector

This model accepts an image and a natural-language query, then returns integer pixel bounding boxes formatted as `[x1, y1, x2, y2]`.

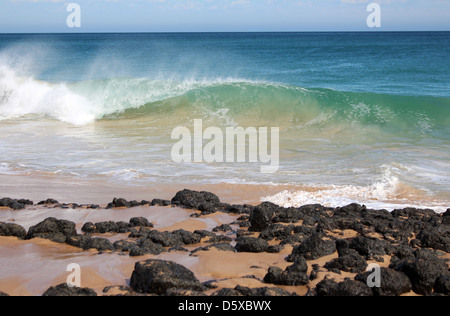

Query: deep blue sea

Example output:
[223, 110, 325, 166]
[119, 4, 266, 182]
[0, 32, 449, 210]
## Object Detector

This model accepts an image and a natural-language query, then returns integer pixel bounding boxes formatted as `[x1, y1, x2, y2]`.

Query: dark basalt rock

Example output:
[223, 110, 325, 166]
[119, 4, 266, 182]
[289, 232, 336, 261]
[146, 231, 184, 248]
[109, 198, 131, 208]
[249, 202, 279, 232]
[151, 199, 172, 206]
[206, 234, 233, 243]
[0, 291, 9, 296]
[95, 221, 121, 234]
[81, 222, 96, 234]
[65, 235, 92, 250]
[0, 222, 27, 239]
[212, 224, 233, 233]
[434, 273, 450, 295]
[88, 237, 114, 252]
[129, 239, 165, 257]
[259, 224, 294, 241]
[113, 239, 140, 252]
[416, 227, 450, 252]
[391, 207, 438, 221]
[225, 204, 254, 215]
[26, 217, 77, 243]
[130, 259, 205, 295]
[394, 255, 447, 296]
[212, 285, 294, 297]
[324, 255, 368, 273]
[235, 237, 269, 253]
[42, 283, 97, 296]
[315, 278, 373, 297]
[37, 198, 59, 205]
[129, 217, 153, 228]
[337, 236, 393, 260]
[172, 229, 202, 245]
[0, 197, 29, 210]
[264, 257, 309, 286]
[355, 268, 412, 296]
[171, 189, 222, 214]
[103, 285, 138, 296]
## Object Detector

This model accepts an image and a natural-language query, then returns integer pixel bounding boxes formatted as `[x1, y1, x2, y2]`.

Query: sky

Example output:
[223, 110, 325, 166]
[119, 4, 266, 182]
[0, 0, 449, 33]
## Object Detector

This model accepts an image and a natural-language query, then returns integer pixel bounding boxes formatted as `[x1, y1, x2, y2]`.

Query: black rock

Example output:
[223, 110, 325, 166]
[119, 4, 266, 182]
[37, 199, 59, 205]
[225, 204, 254, 215]
[130, 259, 205, 295]
[263, 257, 309, 286]
[289, 232, 336, 260]
[259, 224, 294, 241]
[171, 189, 222, 214]
[95, 221, 120, 234]
[206, 235, 233, 243]
[0, 291, 9, 296]
[395, 257, 447, 295]
[112, 198, 131, 208]
[324, 255, 368, 274]
[249, 202, 279, 232]
[0, 198, 26, 210]
[88, 237, 114, 252]
[113, 239, 140, 252]
[173, 230, 202, 245]
[147, 231, 184, 248]
[0, 222, 27, 239]
[193, 230, 216, 238]
[26, 217, 77, 243]
[42, 283, 97, 296]
[151, 199, 172, 206]
[129, 239, 165, 256]
[235, 237, 269, 253]
[315, 278, 373, 297]
[434, 273, 450, 295]
[129, 217, 153, 228]
[17, 199, 33, 206]
[103, 285, 137, 296]
[65, 235, 92, 250]
[81, 222, 96, 234]
[417, 228, 450, 252]
[355, 268, 412, 296]
[212, 224, 233, 233]
[212, 285, 294, 297]
[338, 236, 393, 260]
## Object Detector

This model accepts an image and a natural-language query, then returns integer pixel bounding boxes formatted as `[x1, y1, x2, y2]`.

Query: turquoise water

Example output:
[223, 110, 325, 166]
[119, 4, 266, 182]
[0, 32, 449, 210]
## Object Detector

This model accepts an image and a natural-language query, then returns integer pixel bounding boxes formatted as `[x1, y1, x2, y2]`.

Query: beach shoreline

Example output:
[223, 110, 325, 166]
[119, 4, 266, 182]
[0, 187, 449, 297]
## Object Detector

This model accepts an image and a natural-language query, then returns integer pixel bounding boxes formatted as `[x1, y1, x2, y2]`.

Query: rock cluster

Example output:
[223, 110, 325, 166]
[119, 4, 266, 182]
[1, 191, 449, 297]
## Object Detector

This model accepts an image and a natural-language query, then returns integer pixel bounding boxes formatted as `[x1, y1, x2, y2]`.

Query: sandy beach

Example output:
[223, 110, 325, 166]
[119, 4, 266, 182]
[0, 185, 448, 297]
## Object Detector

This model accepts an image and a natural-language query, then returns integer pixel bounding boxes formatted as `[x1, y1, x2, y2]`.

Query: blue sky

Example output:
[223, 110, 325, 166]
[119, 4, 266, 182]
[0, 0, 449, 32]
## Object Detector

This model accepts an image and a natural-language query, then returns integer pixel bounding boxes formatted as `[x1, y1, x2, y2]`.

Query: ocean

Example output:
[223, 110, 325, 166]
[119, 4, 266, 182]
[0, 32, 449, 211]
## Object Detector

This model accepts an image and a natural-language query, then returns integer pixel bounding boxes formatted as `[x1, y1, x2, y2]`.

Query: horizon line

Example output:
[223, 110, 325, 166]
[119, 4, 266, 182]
[1, 30, 449, 35]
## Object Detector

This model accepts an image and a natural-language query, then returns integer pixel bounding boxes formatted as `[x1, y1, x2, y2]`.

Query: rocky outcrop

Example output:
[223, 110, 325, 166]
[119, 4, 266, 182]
[171, 189, 223, 214]
[355, 268, 412, 296]
[26, 217, 77, 243]
[0, 222, 27, 239]
[42, 284, 97, 296]
[130, 259, 205, 295]
[264, 257, 310, 286]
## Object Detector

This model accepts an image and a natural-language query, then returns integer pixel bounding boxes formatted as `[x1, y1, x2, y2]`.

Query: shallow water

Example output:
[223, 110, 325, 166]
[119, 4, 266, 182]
[0, 32, 449, 210]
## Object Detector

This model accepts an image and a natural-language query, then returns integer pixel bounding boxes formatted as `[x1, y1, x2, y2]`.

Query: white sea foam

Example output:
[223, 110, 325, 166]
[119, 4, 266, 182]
[262, 166, 448, 212]
[0, 65, 97, 125]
